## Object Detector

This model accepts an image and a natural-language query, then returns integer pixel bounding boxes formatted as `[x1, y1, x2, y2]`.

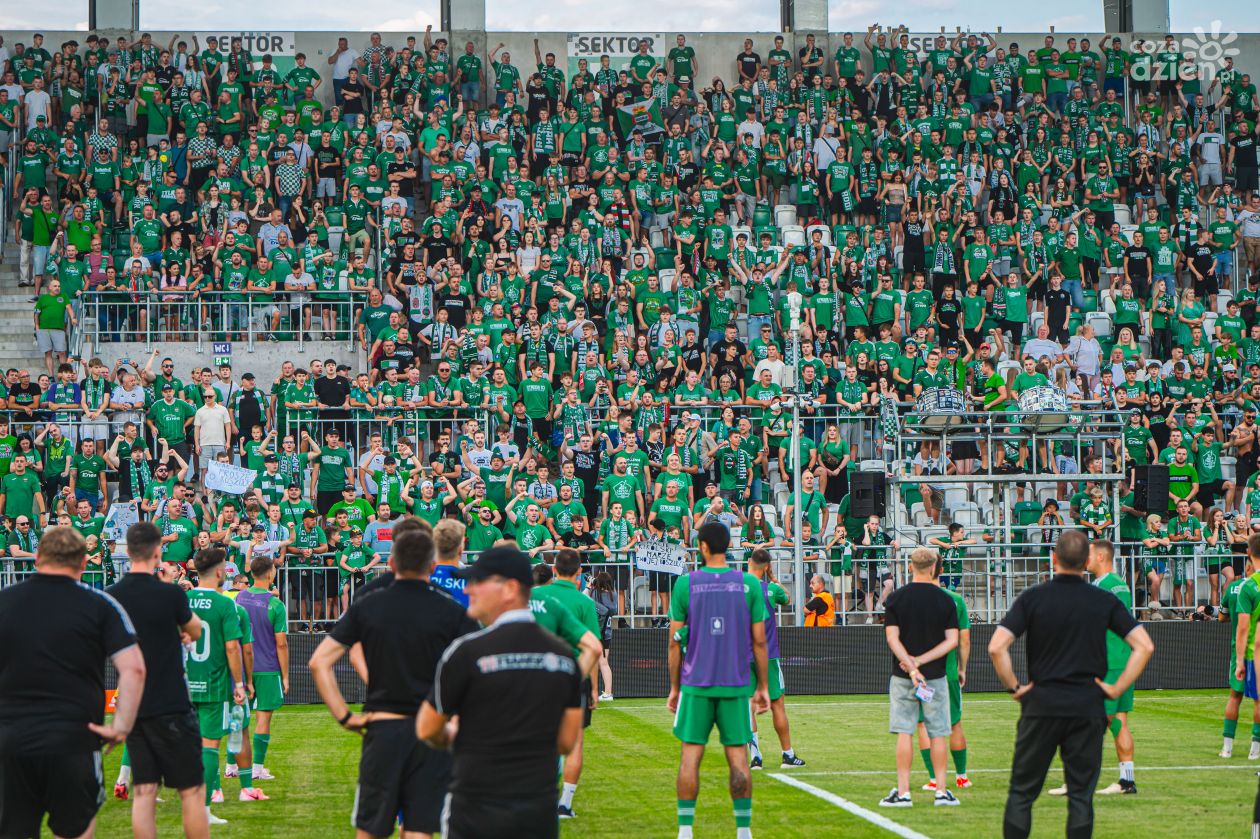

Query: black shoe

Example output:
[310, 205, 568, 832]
[879, 789, 912, 808]
[557, 805, 576, 819]
[934, 790, 960, 807]
[1120, 779, 1137, 795]
[750, 755, 763, 770]
[780, 752, 806, 767]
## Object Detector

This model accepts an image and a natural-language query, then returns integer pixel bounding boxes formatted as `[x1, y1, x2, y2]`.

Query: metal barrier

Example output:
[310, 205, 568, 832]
[80, 292, 365, 354]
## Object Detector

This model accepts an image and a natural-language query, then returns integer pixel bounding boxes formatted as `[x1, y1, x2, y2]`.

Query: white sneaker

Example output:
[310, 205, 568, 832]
[1220, 746, 1234, 758]
[1047, 785, 1067, 796]
[599, 693, 614, 701]
[1249, 743, 1260, 761]
[223, 764, 238, 778]
[206, 808, 228, 825]
[254, 766, 276, 780]
[1096, 782, 1125, 795]
[210, 789, 224, 804]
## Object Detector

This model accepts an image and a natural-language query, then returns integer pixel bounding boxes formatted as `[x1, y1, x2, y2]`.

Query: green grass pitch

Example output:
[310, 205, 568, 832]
[87, 690, 1255, 837]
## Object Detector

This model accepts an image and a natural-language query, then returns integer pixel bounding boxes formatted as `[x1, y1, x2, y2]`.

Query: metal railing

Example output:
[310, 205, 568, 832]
[79, 291, 366, 354]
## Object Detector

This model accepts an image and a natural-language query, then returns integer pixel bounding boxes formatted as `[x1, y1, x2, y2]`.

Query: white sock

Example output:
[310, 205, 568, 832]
[737, 828, 752, 839]
[116, 765, 131, 785]
[750, 733, 762, 760]
[677, 827, 693, 839]
[1119, 761, 1134, 782]
[1224, 736, 1235, 750]
[560, 783, 577, 809]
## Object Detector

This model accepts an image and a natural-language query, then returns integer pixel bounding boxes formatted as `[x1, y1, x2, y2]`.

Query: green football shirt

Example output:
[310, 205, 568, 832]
[185, 587, 243, 703]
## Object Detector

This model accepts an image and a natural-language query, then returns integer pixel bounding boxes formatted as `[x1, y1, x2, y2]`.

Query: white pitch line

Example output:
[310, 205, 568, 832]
[768, 772, 935, 839]
[605, 694, 1219, 712]
[788, 764, 1260, 778]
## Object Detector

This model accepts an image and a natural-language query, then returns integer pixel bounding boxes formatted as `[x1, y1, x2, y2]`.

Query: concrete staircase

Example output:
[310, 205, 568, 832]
[0, 245, 48, 374]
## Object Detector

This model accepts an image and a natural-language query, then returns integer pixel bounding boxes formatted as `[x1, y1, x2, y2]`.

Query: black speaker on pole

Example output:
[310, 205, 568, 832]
[1132, 464, 1170, 515]
[851, 471, 887, 518]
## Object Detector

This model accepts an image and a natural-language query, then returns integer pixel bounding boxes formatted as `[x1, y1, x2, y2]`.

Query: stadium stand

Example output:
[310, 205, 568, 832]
[0, 25, 1256, 627]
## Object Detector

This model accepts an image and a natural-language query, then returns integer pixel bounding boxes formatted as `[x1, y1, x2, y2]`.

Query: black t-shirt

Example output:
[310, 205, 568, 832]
[883, 581, 958, 680]
[107, 572, 194, 719]
[1044, 288, 1072, 325]
[998, 574, 1138, 718]
[430, 614, 581, 799]
[1123, 246, 1151, 277]
[330, 577, 477, 715]
[314, 374, 351, 410]
[0, 574, 136, 754]
[1231, 134, 1257, 168]
[436, 291, 469, 329]
[736, 52, 761, 79]
[341, 80, 365, 114]
[1190, 243, 1215, 276]
[8, 381, 41, 409]
[234, 387, 266, 432]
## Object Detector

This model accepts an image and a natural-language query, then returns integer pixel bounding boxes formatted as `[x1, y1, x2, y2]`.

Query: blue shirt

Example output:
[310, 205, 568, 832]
[429, 564, 468, 607]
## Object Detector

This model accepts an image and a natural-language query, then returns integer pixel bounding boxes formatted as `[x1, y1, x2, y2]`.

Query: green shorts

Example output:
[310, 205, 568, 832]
[949, 678, 962, 727]
[1230, 655, 1246, 694]
[919, 677, 963, 727]
[253, 672, 285, 712]
[1103, 668, 1134, 716]
[195, 700, 231, 740]
[673, 690, 753, 747]
[768, 659, 785, 703]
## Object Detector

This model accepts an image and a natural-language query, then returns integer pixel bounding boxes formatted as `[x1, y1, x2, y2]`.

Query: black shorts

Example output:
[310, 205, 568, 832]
[442, 792, 559, 839]
[1194, 273, 1220, 298]
[1199, 479, 1226, 510]
[650, 570, 674, 594]
[288, 567, 326, 603]
[581, 679, 593, 729]
[316, 489, 342, 516]
[355, 718, 452, 836]
[0, 750, 104, 839]
[127, 709, 204, 789]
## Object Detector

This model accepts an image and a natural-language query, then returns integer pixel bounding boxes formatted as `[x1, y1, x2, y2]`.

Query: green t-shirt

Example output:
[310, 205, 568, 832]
[315, 446, 353, 492]
[669, 567, 768, 696]
[1094, 572, 1133, 672]
[185, 587, 243, 703]
[148, 398, 195, 444]
[1, 471, 41, 520]
[1237, 575, 1260, 661]
[71, 453, 107, 491]
[945, 588, 970, 681]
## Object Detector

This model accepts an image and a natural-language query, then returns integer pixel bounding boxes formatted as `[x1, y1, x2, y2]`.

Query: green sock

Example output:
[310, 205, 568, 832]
[253, 733, 270, 766]
[733, 797, 752, 829]
[677, 799, 696, 827]
[920, 748, 933, 776]
[226, 750, 237, 766]
[951, 748, 968, 776]
[1251, 723, 1260, 743]
[202, 748, 219, 805]
[1225, 719, 1239, 738]
[240, 767, 253, 789]
[120, 747, 130, 768]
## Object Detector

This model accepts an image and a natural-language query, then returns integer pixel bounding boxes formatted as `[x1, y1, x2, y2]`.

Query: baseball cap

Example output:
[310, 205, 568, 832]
[161, 382, 174, 391]
[420, 480, 434, 490]
[263, 454, 278, 464]
[454, 545, 533, 585]
[302, 509, 318, 519]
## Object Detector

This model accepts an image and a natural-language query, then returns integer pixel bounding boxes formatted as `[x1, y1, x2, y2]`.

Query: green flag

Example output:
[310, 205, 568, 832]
[616, 98, 665, 137]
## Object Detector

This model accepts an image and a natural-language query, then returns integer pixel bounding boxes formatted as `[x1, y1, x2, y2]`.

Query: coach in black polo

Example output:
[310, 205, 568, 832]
[107, 521, 208, 837]
[989, 529, 1155, 839]
[0, 526, 146, 839]
[309, 524, 477, 839]
[419, 545, 584, 839]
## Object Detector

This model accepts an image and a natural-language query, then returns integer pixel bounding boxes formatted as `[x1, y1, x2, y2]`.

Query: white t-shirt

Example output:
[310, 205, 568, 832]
[24, 90, 51, 129]
[333, 48, 361, 80]
[194, 403, 232, 447]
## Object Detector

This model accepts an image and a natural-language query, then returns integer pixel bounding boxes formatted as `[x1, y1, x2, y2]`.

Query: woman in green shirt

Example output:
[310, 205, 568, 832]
[1175, 287, 1206, 347]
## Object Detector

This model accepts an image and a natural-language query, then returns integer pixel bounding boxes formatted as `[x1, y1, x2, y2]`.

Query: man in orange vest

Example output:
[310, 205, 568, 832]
[804, 574, 835, 626]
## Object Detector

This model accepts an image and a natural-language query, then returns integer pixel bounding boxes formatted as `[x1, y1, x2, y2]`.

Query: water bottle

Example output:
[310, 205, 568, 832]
[227, 704, 245, 752]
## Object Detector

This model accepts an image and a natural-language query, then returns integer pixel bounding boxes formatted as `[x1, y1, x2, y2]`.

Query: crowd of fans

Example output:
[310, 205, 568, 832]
[1, 25, 1259, 622]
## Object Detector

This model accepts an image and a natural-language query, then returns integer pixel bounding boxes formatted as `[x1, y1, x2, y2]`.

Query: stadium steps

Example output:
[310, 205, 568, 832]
[0, 253, 63, 372]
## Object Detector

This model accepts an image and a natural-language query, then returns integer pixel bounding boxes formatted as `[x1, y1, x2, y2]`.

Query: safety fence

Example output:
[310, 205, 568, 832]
[2, 525, 1238, 628]
[79, 291, 366, 354]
